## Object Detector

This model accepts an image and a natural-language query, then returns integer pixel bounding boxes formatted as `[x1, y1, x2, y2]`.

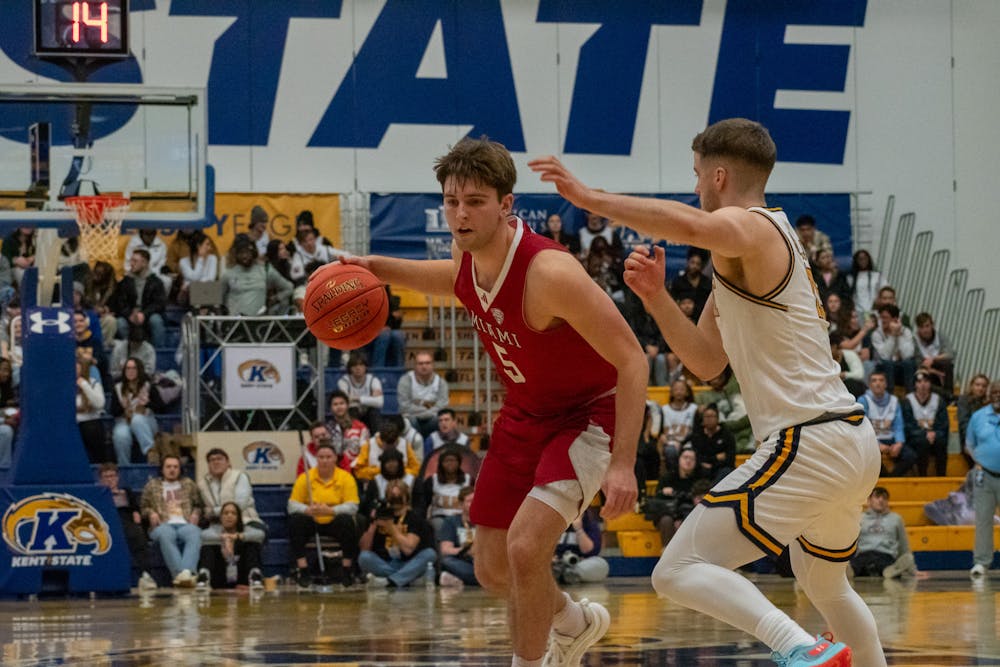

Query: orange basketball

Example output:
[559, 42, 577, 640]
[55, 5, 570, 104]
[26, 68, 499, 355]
[303, 263, 388, 350]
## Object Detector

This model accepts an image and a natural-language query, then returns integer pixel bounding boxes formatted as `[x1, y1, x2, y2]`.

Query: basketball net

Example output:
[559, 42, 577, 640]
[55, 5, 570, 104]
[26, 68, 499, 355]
[65, 195, 130, 267]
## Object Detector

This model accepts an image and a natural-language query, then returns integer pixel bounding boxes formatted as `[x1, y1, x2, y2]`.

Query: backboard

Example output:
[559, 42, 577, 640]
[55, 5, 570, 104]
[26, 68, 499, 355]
[0, 82, 211, 232]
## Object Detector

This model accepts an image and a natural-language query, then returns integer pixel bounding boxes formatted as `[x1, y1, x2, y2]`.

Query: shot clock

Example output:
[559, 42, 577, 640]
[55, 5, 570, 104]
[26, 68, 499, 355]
[33, 0, 129, 58]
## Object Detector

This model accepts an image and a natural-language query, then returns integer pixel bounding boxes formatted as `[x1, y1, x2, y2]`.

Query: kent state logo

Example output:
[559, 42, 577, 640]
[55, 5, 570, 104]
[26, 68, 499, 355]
[243, 441, 285, 469]
[3, 493, 111, 567]
[237, 360, 281, 386]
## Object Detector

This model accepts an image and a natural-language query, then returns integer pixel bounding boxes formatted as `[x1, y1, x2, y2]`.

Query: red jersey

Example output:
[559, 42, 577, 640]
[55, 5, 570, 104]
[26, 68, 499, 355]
[454, 218, 616, 416]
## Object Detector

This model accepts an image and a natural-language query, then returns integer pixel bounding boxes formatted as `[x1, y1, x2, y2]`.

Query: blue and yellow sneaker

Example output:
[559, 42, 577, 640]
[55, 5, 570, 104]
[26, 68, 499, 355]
[772, 636, 852, 667]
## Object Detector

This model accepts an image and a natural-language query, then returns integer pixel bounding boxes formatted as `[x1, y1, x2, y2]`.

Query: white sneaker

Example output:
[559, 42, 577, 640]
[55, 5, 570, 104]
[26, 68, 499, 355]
[173, 569, 196, 588]
[439, 571, 464, 589]
[195, 568, 211, 590]
[970, 564, 986, 577]
[542, 598, 610, 667]
[137, 571, 157, 592]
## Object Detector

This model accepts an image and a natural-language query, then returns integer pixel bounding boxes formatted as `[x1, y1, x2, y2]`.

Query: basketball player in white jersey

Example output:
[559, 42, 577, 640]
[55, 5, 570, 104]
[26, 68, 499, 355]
[530, 118, 886, 667]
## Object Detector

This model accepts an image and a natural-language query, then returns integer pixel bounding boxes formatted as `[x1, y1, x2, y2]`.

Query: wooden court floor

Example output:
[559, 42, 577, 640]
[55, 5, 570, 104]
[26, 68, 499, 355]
[0, 573, 998, 666]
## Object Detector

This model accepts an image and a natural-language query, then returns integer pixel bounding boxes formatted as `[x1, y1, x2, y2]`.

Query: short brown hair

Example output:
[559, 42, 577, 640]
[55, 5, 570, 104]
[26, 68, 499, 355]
[691, 118, 776, 174]
[434, 136, 516, 199]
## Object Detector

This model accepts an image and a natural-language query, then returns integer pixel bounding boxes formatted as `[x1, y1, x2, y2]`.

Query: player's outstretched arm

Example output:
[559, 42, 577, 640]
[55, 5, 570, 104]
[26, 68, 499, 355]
[624, 246, 728, 381]
[531, 251, 647, 520]
[337, 254, 456, 297]
[528, 156, 760, 259]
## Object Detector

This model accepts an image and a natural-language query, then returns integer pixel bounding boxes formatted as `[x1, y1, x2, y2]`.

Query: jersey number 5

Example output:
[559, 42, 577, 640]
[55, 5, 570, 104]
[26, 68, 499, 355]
[492, 342, 526, 384]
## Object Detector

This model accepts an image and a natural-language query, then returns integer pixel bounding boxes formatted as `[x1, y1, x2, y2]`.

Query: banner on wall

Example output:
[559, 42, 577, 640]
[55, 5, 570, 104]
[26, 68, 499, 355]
[210, 193, 342, 256]
[194, 431, 304, 485]
[222, 345, 296, 409]
[370, 193, 853, 266]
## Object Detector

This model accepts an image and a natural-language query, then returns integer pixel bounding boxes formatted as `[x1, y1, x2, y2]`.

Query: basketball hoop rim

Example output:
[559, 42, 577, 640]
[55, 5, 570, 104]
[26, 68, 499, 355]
[65, 195, 131, 226]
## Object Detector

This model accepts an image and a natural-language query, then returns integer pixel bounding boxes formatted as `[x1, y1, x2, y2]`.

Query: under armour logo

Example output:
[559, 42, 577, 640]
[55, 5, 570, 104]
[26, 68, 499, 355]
[29, 311, 72, 334]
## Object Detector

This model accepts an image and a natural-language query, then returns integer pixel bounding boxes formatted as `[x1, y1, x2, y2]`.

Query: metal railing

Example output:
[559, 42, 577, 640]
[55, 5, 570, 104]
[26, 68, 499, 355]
[182, 315, 327, 432]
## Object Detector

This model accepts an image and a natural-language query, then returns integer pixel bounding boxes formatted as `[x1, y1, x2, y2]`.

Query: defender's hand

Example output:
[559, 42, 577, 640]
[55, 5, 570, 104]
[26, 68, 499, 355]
[528, 156, 593, 208]
[623, 245, 668, 303]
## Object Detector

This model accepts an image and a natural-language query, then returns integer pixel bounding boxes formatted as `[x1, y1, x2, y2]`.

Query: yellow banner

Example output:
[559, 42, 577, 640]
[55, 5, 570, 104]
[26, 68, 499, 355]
[209, 193, 341, 255]
[126, 193, 341, 259]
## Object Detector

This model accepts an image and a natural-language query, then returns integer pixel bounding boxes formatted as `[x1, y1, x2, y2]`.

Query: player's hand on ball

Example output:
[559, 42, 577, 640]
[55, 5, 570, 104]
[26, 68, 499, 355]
[600, 462, 638, 520]
[623, 245, 667, 302]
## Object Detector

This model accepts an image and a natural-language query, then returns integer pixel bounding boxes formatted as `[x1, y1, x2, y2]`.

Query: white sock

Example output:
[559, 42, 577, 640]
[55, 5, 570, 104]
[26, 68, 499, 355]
[756, 609, 816, 657]
[511, 656, 543, 667]
[551, 591, 587, 637]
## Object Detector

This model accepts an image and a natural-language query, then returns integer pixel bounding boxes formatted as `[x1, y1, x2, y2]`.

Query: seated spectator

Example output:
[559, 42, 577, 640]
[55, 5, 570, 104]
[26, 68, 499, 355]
[397, 351, 449, 438]
[111, 357, 158, 464]
[296, 209, 337, 249]
[903, 371, 950, 477]
[438, 486, 478, 588]
[913, 312, 955, 398]
[197, 448, 265, 545]
[298, 421, 339, 475]
[425, 408, 469, 459]
[0, 358, 17, 468]
[110, 324, 157, 382]
[74, 309, 109, 383]
[324, 390, 371, 470]
[583, 236, 625, 307]
[83, 260, 120, 348]
[165, 229, 196, 276]
[287, 442, 361, 589]
[873, 285, 910, 327]
[222, 236, 293, 316]
[838, 308, 877, 381]
[176, 231, 219, 306]
[793, 214, 832, 264]
[552, 506, 609, 585]
[957, 374, 990, 468]
[659, 379, 697, 474]
[97, 463, 153, 589]
[3, 227, 36, 287]
[111, 248, 167, 347]
[859, 370, 915, 477]
[872, 303, 917, 393]
[358, 479, 437, 588]
[669, 248, 712, 321]
[830, 332, 866, 397]
[265, 239, 295, 285]
[76, 355, 110, 463]
[645, 446, 706, 546]
[846, 249, 887, 319]
[338, 352, 383, 432]
[363, 286, 406, 368]
[850, 487, 918, 578]
[197, 502, 264, 590]
[695, 369, 753, 453]
[140, 455, 204, 588]
[687, 404, 736, 483]
[355, 417, 421, 482]
[540, 213, 580, 255]
[576, 211, 623, 260]
[360, 448, 415, 518]
[824, 292, 853, 334]
[810, 248, 850, 305]
[289, 227, 347, 282]
[247, 206, 271, 258]
[124, 229, 174, 295]
[415, 445, 471, 538]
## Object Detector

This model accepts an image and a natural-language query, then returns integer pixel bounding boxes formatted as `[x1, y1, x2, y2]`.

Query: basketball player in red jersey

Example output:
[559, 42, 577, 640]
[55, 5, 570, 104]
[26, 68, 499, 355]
[338, 137, 647, 667]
